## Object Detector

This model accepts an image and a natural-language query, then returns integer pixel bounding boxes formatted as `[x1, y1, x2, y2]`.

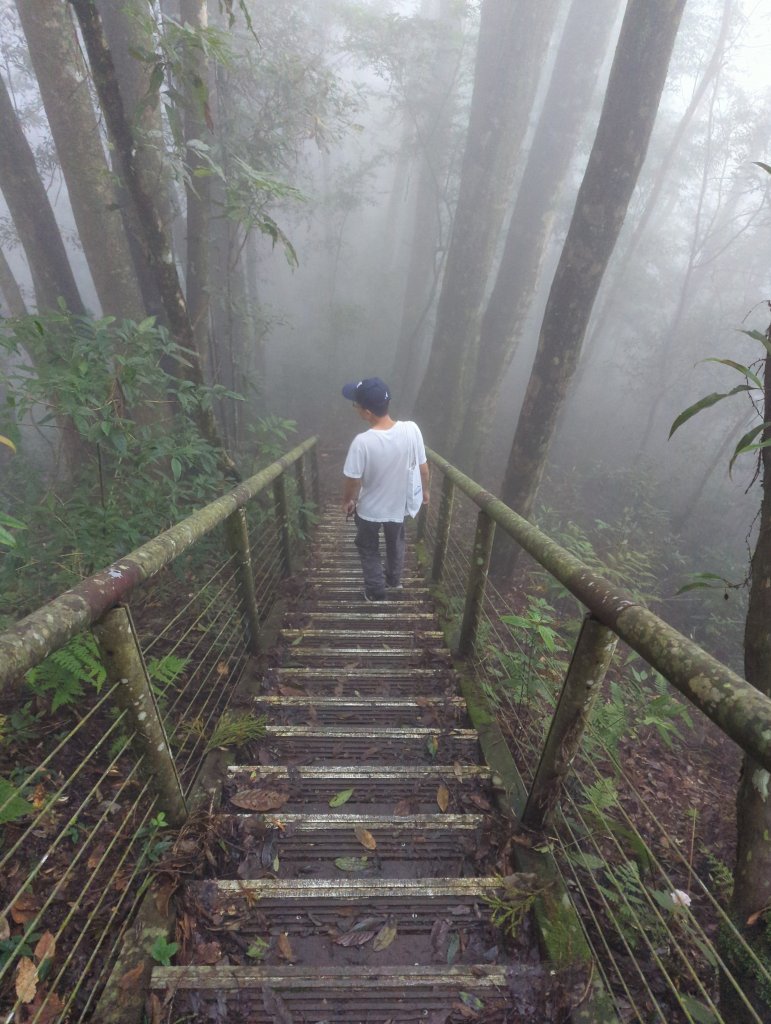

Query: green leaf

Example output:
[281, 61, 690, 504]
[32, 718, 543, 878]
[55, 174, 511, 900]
[0, 778, 34, 824]
[329, 788, 354, 807]
[738, 328, 771, 358]
[459, 992, 484, 1011]
[702, 358, 763, 390]
[446, 932, 460, 964]
[0, 525, 17, 547]
[753, 161, 771, 176]
[171, 456, 182, 481]
[149, 936, 179, 967]
[678, 995, 719, 1023]
[728, 423, 767, 476]
[568, 851, 606, 871]
[334, 856, 369, 872]
[246, 937, 269, 959]
[669, 385, 754, 438]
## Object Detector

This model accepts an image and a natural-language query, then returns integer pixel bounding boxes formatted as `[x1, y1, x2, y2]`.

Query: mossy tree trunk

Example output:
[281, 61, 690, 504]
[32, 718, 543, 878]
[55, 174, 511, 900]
[412, 0, 561, 453]
[16, 0, 145, 321]
[493, 0, 687, 573]
[454, 0, 623, 475]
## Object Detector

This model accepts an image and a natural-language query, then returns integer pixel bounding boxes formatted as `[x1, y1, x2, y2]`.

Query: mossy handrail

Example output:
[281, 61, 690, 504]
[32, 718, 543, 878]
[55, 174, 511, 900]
[0, 436, 318, 687]
[427, 446, 771, 774]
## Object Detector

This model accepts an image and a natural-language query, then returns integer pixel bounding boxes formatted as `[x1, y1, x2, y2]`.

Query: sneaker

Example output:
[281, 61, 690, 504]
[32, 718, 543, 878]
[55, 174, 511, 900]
[385, 583, 403, 590]
[363, 591, 386, 602]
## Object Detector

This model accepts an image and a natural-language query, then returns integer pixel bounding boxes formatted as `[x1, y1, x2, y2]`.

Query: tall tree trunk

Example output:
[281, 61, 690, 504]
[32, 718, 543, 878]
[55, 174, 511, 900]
[69, 0, 238, 478]
[16, 0, 144, 321]
[413, 0, 561, 452]
[181, 0, 213, 372]
[391, 0, 464, 408]
[95, 0, 178, 319]
[494, 0, 687, 572]
[0, 72, 85, 315]
[729, 336, 771, 1019]
[0, 247, 28, 317]
[455, 0, 622, 474]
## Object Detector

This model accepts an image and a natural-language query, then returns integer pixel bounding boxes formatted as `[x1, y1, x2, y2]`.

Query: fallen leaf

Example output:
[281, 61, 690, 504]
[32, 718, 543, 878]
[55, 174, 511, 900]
[392, 799, 412, 816]
[354, 825, 377, 850]
[277, 933, 295, 961]
[437, 784, 450, 812]
[372, 919, 398, 951]
[0, 915, 9, 942]
[32, 784, 46, 809]
[460, 991, 484, 1012]
[216, 662, 230, 675]
[329, 788, 355, 807]
[28, 992, 66, 1024]
[468, 793, 492, 811]
[335, 928, 376, 947]
[118, 962, 145, 991]
[33, 931, 56, 964]
[447, 931, 460, 965]
[334, 856, 369, 872]
[278, 684, 307, 697]
[148, 993, 163, 1024]
[230, 788, 289, 812]
[11, 893, 40, 924]
[453, 762, 465, 782]
[430, 918, 450, 959]
[426, 735, 439, 758]
[452, 1003, 479, 1020]
[15, 957, 38, 1004]
[193, 941, 222, 965]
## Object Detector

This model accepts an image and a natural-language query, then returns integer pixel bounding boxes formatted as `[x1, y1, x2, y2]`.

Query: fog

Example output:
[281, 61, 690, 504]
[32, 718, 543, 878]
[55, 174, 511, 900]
[1, 0, 770, 662]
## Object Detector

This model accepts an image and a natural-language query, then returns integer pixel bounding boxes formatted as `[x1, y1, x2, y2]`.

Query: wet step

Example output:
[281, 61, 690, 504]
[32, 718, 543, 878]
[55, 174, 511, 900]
[280, 629, 445, 648]
[267, 667, 454, 697]
[225, 765, 495, 814]
[218, 812, 486, 879]
[301, 598, 432, 614]
[253, 696, 469, 727]
[286, 612, 437, 630]
[180, 878, 502, 967]
[279, 647, 451, 668]
[258, 725, 481, 764]
[151, 964, 511, 1023]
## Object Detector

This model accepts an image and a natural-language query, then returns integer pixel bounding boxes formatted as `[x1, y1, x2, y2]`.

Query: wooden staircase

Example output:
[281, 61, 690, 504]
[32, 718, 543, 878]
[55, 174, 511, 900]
[150, 506, 516, 1021]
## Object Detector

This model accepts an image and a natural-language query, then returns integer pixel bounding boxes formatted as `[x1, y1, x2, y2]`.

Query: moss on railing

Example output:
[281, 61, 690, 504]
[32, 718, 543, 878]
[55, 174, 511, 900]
[0, 437, 317, 688]
[427, 447, 771, 773]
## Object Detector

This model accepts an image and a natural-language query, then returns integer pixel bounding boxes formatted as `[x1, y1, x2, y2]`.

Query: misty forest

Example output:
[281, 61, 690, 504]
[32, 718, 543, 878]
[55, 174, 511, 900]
[1, 0, 771, 1021]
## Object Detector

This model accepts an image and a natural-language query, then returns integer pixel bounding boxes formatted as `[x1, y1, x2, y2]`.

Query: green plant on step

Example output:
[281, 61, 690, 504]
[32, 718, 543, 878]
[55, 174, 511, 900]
[481, 873, 551, 939]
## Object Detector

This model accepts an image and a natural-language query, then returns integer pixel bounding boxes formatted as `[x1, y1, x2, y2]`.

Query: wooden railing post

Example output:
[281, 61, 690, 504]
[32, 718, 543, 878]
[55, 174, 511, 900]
[224, 507, 261, 655]
[273, 473, 293, 576]
[92, 605, 187, 826]
[457, 509, 495, 657]
[431, 475, 455, 583]
[522, 613, 618, 830]
[310, 445, 321, 505]
[294, 455, 309, 537]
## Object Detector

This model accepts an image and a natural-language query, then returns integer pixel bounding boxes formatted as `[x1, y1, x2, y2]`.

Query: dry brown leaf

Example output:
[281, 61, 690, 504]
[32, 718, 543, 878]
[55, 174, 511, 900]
[118, 962, 145, 992]
[148, 992, 163, 1024]
[436, 784, 450, 813]
[354, 825, 377, 850]
[33, 931, 56, 964]
[276, 932, 295, 961]
[0, 915, 9, 942]
[468, 792, 492, 811]
[32, 784, 46, 809]
[230, 788, 290, 812]
[23, 992, 65, 1024]
[453, 762, 465, 782]
[190, 940, 221, 965]
[392, 799, 411, 816]
[15, 957, 38, 1004]
[746, 906, 771, 927]
[10, 893, 40, 925]
[216, 662, 230, 676]
[278, 684, 308, 697]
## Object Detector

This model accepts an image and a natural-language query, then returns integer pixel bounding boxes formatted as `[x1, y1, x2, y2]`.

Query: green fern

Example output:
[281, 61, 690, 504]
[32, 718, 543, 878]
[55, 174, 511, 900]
[25, 634, 106, 711]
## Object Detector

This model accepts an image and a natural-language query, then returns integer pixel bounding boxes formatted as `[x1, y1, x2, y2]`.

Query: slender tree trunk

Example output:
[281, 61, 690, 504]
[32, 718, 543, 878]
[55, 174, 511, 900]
[0, 72, 84, 315]
[0, 247, 27, 317]
[413, 0, 561, 452]
[494, 0, 687, 573]
[391, 0, 464, 407]
[69, 0, 238, 478]
[181, 0, 213, 372]
[16, 0, 144, 321]
[95, 0, 178, 319]
[455, 0, 622, 474]
[728, 338, 771, 1019]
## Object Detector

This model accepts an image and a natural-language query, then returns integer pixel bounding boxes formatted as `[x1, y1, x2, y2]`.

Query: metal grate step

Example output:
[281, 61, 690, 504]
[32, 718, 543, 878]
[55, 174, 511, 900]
[151, 964, 512, 1022]
[259, 726, 481, 765]
[253, 695, 468, 727]
[226, 764, 494, 814]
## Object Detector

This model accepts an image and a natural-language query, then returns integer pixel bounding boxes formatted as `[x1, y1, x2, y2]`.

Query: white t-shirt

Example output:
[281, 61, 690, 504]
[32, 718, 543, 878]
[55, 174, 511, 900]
[343, 420, 427, 523]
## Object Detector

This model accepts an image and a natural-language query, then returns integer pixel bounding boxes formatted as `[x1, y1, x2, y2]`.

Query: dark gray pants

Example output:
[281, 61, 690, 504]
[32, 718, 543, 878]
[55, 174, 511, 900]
[354, 513, 405, 598]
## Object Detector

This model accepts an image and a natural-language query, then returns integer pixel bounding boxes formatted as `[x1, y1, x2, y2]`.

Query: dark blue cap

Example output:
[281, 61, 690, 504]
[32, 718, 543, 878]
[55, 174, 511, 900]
[341, 377, 390, 412]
